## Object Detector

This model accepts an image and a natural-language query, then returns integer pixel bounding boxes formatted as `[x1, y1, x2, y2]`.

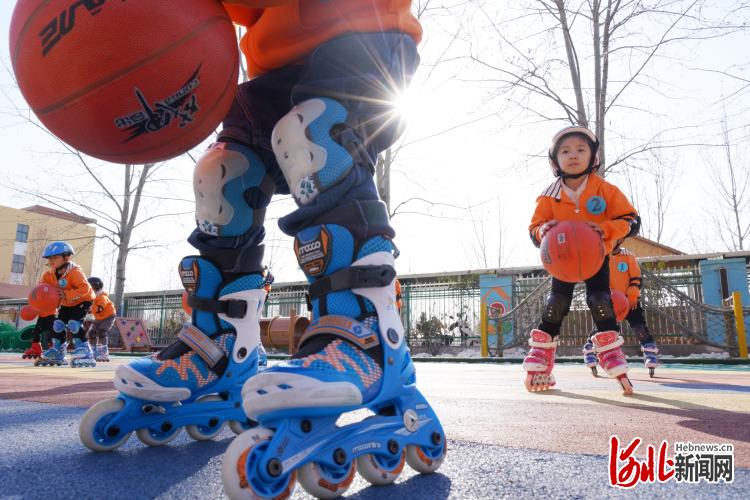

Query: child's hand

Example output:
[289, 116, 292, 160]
[585, 221, 603, 236]
[539, 220, 558, 238]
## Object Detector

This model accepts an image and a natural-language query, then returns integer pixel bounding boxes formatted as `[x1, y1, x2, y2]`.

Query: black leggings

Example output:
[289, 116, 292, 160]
[36, 302, 92, 344]
[539, 256, 619, 337]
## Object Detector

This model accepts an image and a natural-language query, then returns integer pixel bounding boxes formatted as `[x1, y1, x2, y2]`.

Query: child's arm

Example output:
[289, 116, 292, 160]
[599, 187, 640, 246]
[63, 269, 94, 305]
[529, 198, 555, 248]
[627, 253, 642, 309]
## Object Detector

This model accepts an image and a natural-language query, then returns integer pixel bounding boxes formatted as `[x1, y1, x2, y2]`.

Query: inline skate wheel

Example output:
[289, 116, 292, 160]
[298, 459, 356, 498]
[649, 368, 655, 378]
[222, 427, 297, 500]
[405, 436, 447, 474]
[79, 398, 133, 452]
[228, 419, 255, 435]
[185, 395, 226, 441]
[136, 421, 181, 446]
[590, 366, 598, 377]
[617, 374, 634, 395]
[356, 449, 405, 486]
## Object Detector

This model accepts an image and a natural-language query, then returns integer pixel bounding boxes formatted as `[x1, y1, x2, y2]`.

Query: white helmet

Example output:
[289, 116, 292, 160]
[548, 126, 600, 178]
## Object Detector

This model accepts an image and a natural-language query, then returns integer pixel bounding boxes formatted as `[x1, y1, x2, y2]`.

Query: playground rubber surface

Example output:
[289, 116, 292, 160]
[0, 353, 747, 498]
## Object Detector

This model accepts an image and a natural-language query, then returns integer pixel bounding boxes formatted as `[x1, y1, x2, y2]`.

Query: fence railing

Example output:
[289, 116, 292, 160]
[1, 260, 748, 355]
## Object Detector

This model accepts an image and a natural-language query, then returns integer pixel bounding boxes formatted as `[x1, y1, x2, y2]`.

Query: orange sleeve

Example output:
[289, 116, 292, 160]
[626, 254, 642, 301]
[39, 270, 56, 287]
[599, 185, 639, 249]
[529, 197, 554, 248]
[62, 268, 95, 307]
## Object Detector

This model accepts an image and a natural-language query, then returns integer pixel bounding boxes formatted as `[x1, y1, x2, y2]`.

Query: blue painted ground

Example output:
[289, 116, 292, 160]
[0, 399, 747, 499]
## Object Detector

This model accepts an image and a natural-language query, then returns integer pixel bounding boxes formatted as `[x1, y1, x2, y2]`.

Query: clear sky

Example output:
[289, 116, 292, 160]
[1, 2, 748, 293]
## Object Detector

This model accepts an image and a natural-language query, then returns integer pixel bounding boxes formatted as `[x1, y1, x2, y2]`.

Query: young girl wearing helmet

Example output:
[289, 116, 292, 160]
[526, 127, 641, 395]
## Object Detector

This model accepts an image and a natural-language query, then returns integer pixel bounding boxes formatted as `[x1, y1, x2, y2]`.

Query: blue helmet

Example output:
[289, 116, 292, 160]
[42, 241, 75, 258]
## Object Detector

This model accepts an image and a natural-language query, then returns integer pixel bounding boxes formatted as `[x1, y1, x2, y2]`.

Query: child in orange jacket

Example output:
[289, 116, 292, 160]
[525, 126, 641, 394]
[582, 244, 660, 376]
[34, 241, 96, 367]
[87, 277, 116, 362]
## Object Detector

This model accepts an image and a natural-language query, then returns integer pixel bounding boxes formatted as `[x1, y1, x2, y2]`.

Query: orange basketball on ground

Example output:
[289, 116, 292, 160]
[540, 220, 605, 282]
[611, 289, 629, 322]
[19, 305, 38, 321]
[10, 0, 238, 164]
[28, 284, 61, 312]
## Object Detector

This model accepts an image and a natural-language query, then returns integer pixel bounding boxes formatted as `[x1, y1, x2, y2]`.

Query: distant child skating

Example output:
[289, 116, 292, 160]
[582, 244, 659, 377]
[34, 241, 96, 367]
[527, 126, 641, 395]
[87, 277, 116, 362]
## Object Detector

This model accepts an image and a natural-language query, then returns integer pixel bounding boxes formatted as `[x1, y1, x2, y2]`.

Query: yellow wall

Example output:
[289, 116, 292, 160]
[0, 205, 96, 285]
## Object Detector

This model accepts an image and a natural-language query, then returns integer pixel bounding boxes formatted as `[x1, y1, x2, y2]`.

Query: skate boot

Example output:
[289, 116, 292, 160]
[223, 227, 446, 499]
[94, 344, 110, 362]
[641, 342, 659, 378]
[22, 341, 42, 359]
[591, 331, 634, 395]
[79, 256, 267, 451]
[35, 338, 68, 367]
[582, 341, 598, 377]
[70, 338, 97, 368]
[523, 329, 557, 392]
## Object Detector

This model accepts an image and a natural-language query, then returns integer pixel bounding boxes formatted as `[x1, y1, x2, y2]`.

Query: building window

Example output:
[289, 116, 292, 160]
[11, 254, 25, 274]
[16, 224, 29, 243]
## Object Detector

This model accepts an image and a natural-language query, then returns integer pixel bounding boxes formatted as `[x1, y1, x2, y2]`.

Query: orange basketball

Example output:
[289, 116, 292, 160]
[10, 0, 238, 164]
[19, 305, 38, 321]
[540, 220, 605, 282]
[610, 289, 629, 322]
[28, 284, 61, 312]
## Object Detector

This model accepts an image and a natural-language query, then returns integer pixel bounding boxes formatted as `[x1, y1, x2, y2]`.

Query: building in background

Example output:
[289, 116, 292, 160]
[0, 205, 96, 298]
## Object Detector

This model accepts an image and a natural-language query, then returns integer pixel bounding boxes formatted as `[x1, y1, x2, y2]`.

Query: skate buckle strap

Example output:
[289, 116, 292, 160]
[528, 338, 557, 349]
[187, 295, 247, 318]
[177, 325, 225, 368]
[298, 315, 380, 350]
[593, 335, 625, 353]
[308, 265, 396, 299]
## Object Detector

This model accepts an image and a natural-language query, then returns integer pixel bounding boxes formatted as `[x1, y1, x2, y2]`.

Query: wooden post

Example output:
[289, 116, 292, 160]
[732, 291, 748, 358]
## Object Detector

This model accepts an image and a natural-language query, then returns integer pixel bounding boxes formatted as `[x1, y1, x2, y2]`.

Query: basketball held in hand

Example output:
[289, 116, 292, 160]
[540, 220, 605, 282]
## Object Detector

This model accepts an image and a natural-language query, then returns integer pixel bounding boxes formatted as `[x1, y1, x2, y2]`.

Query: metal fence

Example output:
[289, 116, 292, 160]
[2, 258, 748, 355]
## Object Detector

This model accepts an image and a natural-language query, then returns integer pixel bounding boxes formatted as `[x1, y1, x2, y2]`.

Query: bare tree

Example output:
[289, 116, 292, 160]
[466, 0, 746, 174]
[708, 115, 750, 250]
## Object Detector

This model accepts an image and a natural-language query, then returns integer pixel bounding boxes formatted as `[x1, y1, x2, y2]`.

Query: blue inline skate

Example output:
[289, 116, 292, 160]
[70, 335, 97, 368]
[641, 342, 660, 378]
[79, 256, 267, 451]
[34, 338, 68, 367]
[582, 340, 598, 377]
[222, 228, 446, 499]
[94, 344, 110, 362]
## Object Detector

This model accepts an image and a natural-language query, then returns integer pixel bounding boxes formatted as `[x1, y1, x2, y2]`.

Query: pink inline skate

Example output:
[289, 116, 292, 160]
[522, 329, 557, 392]
[591, 331, 634, 395]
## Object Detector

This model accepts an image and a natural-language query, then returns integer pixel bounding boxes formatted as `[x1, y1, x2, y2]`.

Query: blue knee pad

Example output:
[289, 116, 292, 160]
[67, 320, 81, 334]
[295, 224, 395, 334]
[53, 319, 66, 333]
[273, 98, 369, 206]
[193, 142, 271, 237]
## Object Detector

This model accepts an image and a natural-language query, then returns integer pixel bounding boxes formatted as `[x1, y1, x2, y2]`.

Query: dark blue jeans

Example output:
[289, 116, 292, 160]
[188, 32, 419, 259]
